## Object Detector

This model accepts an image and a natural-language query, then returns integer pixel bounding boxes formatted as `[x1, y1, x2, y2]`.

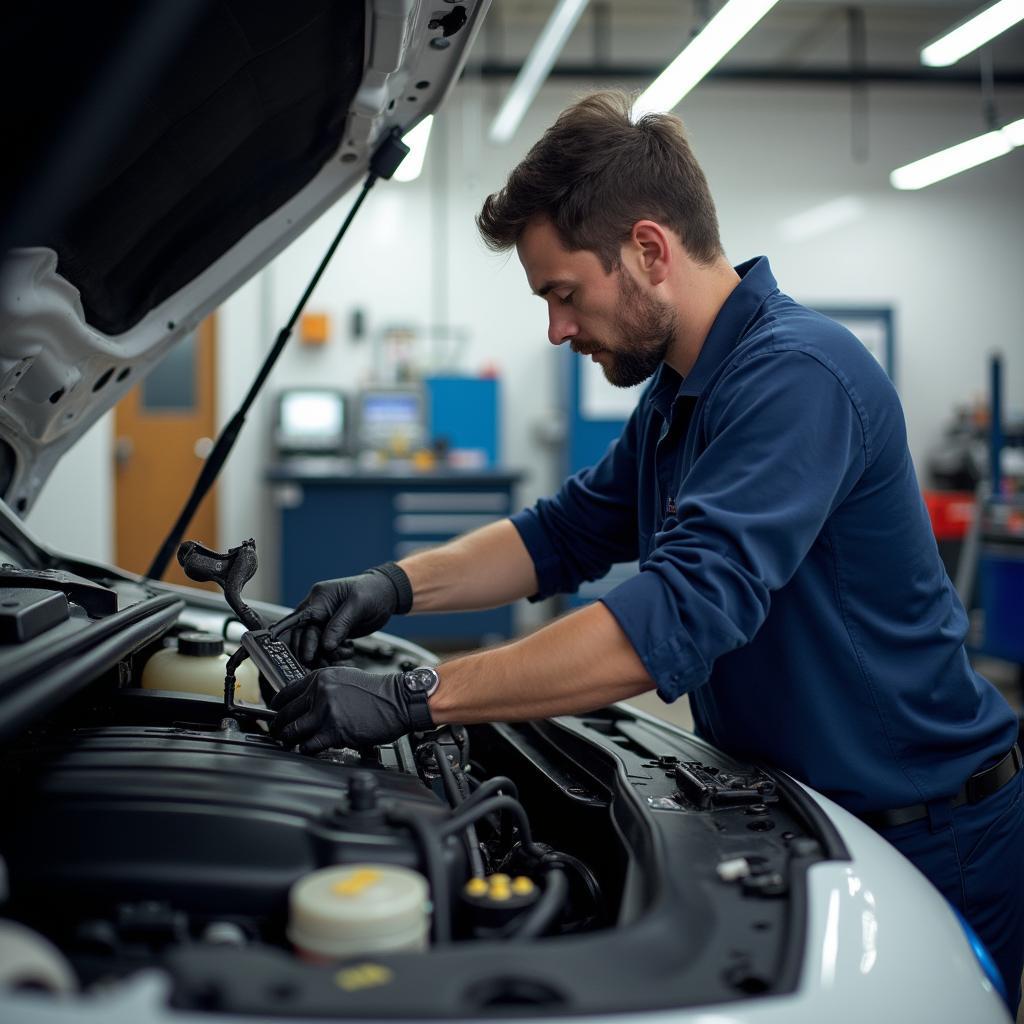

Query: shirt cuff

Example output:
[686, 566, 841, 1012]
[509, 509, 567, 602]
[601, 570, 711, 703]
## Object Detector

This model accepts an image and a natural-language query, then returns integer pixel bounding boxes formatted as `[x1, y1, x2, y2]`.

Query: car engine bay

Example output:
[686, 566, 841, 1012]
[0, 535, 847, 1019]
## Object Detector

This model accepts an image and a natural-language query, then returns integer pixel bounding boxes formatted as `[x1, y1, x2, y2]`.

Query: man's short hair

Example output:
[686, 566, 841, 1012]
[477, 90, 723, 269]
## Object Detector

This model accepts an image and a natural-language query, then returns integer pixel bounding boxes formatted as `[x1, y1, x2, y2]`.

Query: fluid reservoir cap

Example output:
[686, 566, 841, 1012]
[177, 632, 224, 657]
[288, 864, 429, 959]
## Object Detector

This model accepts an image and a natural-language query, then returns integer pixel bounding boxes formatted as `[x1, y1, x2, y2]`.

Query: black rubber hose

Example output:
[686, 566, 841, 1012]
[461, 775, 520, 807]
[538, 850, 606, 926]
[428, 742, 464, 807]
[439, 796, 534, 851]
[503, 869, 568, 940]
[455, 726, 470, 766]
[453, 765, 470, 802]
[224, 646, 249, 705]
[457, 776, 521, 848]
[387, 809, 451, 945]
[428, 742, 485, 878]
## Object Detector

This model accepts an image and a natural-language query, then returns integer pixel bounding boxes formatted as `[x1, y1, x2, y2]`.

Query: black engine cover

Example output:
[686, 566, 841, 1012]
[1, 720, 448, 932]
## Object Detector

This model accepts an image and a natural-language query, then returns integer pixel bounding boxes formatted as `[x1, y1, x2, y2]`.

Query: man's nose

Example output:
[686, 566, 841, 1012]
[548, 308, 578, 346]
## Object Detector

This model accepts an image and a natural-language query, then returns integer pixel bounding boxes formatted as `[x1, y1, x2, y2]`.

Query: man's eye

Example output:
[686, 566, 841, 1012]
[558, 292, 574, 306]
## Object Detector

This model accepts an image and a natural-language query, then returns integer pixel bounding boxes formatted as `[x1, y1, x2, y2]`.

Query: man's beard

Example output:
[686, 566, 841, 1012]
[580, 270, 676, 388]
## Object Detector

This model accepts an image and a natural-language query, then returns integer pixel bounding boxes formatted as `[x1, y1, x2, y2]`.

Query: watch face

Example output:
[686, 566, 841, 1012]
[404, 667, 439, 696]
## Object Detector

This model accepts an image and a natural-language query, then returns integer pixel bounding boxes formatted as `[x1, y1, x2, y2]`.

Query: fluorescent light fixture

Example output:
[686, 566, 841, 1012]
[633, 0, 780, 118]
[921, 0, 1024, 68]
[779, 196, 866, 242]
[489, 0, 590, 144]
[394, 115, 434, 182]
[890, 117, 1024, 189]
[1005, 117, 1024, 145]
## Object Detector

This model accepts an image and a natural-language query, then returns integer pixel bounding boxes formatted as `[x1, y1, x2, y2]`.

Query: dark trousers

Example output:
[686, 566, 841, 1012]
[878, 771, 1024, 1014]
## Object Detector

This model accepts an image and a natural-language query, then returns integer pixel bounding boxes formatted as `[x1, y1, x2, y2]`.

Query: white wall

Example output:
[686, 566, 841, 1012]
[26, 76, 1024, 613]
[25, 412, 113, 563]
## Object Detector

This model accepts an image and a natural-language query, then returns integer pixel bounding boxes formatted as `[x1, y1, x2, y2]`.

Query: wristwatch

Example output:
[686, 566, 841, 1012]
[401, 666, 440, 731]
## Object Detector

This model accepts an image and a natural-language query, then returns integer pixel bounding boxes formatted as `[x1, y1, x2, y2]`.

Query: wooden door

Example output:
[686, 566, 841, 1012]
[114, 316, 218, 588]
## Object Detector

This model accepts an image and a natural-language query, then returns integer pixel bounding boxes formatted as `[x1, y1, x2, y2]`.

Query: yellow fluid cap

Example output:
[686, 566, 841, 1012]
[288, 864, 429, 959]
[464, 878, 489, 897]
[511, 876, 535, 895]
[488, 887, 511, 902]
[489, 873, 510, 885]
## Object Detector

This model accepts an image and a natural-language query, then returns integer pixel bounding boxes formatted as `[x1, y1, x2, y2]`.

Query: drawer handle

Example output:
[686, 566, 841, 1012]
[394, 492, 509, 512]
[394, 514, 503, 535]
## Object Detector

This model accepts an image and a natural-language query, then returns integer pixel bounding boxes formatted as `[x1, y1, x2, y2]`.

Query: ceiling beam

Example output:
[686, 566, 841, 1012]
[470, 61, 1024, 86]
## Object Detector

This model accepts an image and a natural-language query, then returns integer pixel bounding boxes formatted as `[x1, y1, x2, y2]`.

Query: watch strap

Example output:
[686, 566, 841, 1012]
[405, 688, 435, 732]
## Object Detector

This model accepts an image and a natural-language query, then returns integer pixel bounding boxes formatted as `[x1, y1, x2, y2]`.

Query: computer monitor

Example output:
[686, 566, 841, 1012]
[274, 389, 348, 455]
[357, 387, 426, 453]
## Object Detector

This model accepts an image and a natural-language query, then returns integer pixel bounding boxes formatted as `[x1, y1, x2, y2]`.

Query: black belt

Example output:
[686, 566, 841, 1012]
[860, 744, 1023, 831]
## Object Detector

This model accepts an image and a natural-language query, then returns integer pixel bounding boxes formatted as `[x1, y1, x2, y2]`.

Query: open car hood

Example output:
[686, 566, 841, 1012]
[0, 0, 486, 516]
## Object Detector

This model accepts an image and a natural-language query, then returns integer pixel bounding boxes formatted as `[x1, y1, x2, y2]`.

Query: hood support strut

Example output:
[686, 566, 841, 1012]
[146, 128, 410, 581]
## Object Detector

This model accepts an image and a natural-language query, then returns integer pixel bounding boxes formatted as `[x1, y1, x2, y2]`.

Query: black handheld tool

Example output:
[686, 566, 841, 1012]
[240, 629, 308, 697]
[177, 537, 306, 722]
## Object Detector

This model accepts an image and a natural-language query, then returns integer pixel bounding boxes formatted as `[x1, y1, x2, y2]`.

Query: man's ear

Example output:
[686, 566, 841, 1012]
[626, 220, 671, 286]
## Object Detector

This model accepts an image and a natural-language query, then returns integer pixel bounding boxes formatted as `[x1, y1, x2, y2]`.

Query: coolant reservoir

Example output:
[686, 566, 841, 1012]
[288, 864, 429, 960]
[141, 632, 260, 703]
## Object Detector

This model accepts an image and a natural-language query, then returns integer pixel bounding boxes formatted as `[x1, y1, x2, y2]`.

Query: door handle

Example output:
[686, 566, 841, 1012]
[114, 436, 134, 466]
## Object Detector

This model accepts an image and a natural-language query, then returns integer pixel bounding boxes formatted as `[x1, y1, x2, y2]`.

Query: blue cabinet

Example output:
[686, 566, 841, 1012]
[269, 466, 523, 648]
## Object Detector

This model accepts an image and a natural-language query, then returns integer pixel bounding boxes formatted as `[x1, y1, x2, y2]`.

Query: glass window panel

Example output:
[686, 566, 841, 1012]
[142, 332, 196, 410]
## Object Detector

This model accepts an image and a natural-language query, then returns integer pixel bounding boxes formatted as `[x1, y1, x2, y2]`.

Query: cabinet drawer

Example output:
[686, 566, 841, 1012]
[393, 491, 510, 513]
[393, 514, 504, 536]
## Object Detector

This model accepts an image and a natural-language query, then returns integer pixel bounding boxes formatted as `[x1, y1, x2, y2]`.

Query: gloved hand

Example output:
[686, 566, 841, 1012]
[269, 666, 434, 754]
[270, 562, 413, 665]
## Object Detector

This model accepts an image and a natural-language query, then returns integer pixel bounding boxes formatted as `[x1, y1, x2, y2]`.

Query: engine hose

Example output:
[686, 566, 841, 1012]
[457, 777, 521, 852]
[503, 869, 568, 940]
[223, 646, 249, 706]
[454, 766, 470, 801]
[460, 775, 520, 808]
[451, 770, 486, 877]
[539, 851, 606, 924]
[387, 809, 451, 945]
[428, 743, 485, 878]
[439, 796, 535, 853]
[427, 742, 463, 807]
[453, 725, 471, 767]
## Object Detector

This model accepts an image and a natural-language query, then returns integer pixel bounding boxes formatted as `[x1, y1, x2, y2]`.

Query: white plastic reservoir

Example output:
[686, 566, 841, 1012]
[141, 632, 260, 703]
[288, 864, 430, 960]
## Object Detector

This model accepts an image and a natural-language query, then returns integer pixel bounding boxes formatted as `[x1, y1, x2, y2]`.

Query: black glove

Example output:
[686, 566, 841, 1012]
[269, 666, 434, 755]
[270, 563, 413, 665]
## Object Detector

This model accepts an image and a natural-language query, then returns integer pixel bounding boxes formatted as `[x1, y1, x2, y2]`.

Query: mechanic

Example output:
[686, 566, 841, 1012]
[270, 91, 1024, 1008]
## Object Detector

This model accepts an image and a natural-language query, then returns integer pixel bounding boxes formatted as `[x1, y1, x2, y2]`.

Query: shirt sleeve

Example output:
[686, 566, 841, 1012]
[510, 406, 642, 600]
[601, 347, 867, 701]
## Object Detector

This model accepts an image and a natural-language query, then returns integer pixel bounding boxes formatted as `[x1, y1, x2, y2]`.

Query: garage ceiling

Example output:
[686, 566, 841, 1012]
[474, 1, 1024, 82]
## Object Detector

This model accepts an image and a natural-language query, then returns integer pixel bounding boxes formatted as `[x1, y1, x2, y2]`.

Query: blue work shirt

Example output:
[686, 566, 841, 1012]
[511, 256, 1016, 814]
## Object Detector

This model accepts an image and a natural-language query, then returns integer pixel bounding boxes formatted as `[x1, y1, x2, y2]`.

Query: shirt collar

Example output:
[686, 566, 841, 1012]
[649, 256, 778, 418]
